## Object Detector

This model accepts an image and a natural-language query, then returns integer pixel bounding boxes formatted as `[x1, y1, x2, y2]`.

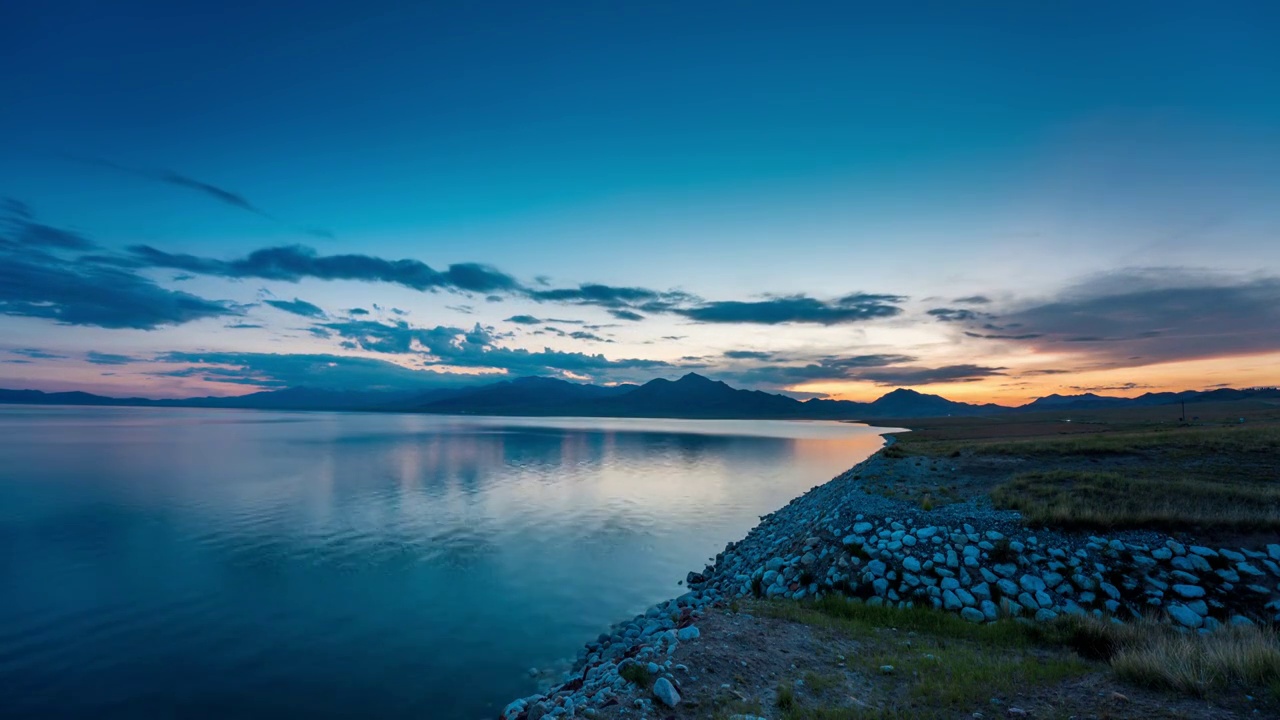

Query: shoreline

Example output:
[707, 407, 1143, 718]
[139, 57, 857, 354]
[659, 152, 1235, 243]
[498, 433, 1280, 719]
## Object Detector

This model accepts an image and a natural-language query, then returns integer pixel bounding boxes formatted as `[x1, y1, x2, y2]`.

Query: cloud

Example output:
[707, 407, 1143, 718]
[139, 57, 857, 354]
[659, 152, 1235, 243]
[8, 348, 68, 360]
[1068, 382, 1154, 392]
[527, 283, 693, 310]
[86, 351, 138, 365]
[676, 293, 904, 325]
[963, 331, 1043, 340]
[857, 364, 1007, 386]
[721, 353, 917, 386]
[927, 307, 986, 323]
[962, 269, 1280, 365]
[954, 295, 992, 304]
[264, 297, 326, 318]
[154, 351, 479, 392]
[0, 218, 240, 329]
[3, 200, 95, 250]
[157, 171, 266, 216]
[723, 350, 775, 360]
[348, 308, 370, 315]
[128, 244, 522, 294]
[506, 315, 543, 325]
[226, 322, 265, 329]
[569, 331, 612, 343]
[69, 157, 333, 237]
[317, 318, 668, 379]
[116, 236, 909, 329]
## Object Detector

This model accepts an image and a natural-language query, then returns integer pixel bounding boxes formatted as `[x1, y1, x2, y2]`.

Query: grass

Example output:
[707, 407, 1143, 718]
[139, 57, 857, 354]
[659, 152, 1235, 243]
[617, 661, 652, 686]
[776, 682, 796, 710]
[991, 468, 1280, 532]
[898, 423, 1280, 461]
[754, 597, 1280, 717]
[1107, 621, 1280, 697]
[883, 423, 1280, 535]
[755, 596, 1090, 717]
[802, 670, 842, 693]
[755, 594, 1048, 648]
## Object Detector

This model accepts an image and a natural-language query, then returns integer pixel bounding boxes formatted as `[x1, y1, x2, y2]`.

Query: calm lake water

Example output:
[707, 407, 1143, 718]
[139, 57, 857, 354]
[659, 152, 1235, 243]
[0, 406, 890, 719]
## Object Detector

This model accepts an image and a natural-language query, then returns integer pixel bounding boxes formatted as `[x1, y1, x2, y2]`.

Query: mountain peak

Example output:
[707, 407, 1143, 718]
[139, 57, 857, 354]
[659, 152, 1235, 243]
[675, 372, 716, 384]
[877, 388, 926, 399]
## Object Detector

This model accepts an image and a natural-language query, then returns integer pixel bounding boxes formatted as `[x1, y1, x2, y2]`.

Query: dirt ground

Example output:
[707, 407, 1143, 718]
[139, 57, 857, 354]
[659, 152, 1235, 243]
[591, 602, 1268, 720]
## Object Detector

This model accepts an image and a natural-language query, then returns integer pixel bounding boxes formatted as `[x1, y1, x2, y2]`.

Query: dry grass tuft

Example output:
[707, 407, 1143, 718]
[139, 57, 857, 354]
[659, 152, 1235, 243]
[1060, 616, 1280, 697]
[991, 468, 1280, 531]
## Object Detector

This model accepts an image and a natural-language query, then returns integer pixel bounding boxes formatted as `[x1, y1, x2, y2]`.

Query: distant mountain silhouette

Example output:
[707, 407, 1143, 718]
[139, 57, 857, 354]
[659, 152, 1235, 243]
[416, 376, 634, 414]
[1, 376, 1275, 420]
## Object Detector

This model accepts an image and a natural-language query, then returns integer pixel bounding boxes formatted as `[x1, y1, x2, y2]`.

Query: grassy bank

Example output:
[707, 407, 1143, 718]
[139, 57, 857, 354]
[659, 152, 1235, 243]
[728, 597, 1280, 719]
[873, 412, 1280, 538]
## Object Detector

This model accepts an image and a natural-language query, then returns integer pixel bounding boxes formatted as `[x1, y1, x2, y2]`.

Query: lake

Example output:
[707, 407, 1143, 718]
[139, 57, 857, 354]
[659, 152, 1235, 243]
[0, 406, 890, 719]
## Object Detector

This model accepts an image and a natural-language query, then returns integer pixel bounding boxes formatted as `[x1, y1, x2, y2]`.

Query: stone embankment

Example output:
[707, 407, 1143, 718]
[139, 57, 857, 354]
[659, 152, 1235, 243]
[500, 442, 1280, 719]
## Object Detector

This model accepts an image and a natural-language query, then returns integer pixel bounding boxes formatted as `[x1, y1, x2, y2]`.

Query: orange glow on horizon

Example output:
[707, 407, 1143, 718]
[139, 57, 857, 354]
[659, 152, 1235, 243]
[796, 352, 1280, 406]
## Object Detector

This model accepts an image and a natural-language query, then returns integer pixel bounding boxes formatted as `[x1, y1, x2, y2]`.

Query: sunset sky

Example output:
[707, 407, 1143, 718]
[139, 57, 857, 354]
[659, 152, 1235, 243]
[2, 1, 1278, 404]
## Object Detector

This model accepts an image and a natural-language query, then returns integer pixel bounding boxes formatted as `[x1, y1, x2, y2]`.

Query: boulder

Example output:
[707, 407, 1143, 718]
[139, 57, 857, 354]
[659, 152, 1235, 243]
[1168, 604, 1203, 629]
[652, 677, 681, 707]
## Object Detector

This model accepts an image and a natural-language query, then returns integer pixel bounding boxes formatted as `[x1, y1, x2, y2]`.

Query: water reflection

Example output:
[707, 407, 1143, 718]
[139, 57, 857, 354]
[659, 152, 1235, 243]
[0, 407, 891, 719]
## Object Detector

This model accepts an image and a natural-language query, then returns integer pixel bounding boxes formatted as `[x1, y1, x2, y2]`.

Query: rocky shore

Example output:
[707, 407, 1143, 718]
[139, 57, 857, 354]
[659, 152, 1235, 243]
[499, 437, 1280, 719]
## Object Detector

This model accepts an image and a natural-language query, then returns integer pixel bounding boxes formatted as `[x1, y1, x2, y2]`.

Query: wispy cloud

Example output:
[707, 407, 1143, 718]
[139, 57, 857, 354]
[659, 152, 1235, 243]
[264, 297, 326, 318]
[676, 293, 904, 325]
[957, 268, 1280, 366]
[86, 351, 139, 365]
[67, 156, 333, 238]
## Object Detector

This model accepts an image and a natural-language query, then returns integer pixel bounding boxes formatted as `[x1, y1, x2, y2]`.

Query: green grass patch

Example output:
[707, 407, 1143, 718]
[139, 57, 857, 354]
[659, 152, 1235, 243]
[802, 670, 842, 693]
[755, 595, 1078, 649]
[866, 641, 1087, 710]
[992, 468, 1280, 532]
[776, 682, 796, 710]
[617, 662, 652, 686]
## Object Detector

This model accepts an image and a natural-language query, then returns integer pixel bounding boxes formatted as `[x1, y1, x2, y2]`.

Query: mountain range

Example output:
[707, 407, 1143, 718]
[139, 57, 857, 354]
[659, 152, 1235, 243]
[2, 373, 1277, 420]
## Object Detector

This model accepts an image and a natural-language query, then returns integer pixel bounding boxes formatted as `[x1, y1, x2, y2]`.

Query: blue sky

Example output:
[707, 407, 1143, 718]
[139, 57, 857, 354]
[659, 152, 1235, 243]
[2, 1, 1279, 401]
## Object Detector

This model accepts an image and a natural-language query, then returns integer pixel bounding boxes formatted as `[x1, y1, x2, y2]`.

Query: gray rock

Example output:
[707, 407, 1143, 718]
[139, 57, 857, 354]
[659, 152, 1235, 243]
[1172, 584, 1205, 599]
[1019, 575, 1046, 593]
[1237, 562, 1264, 577]
[676, 626, 700, 641]
[961, 606, 985, 623]
[652, 677, 681, 707]
[853, 521, 874, 535]
[1168, 604, 1203, 628]
[902, 556, 922, 573]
